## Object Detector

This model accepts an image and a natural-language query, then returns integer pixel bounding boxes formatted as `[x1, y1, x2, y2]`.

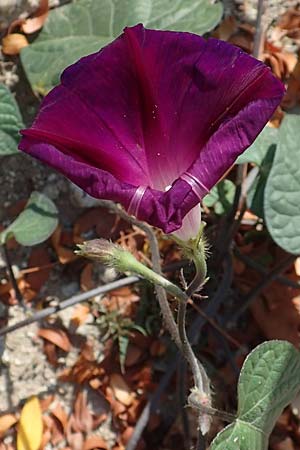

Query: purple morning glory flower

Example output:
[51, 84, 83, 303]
[19, 24, 284, 240]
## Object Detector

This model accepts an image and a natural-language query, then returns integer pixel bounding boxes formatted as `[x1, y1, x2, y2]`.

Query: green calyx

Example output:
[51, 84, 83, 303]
[172, 223, 209, 293]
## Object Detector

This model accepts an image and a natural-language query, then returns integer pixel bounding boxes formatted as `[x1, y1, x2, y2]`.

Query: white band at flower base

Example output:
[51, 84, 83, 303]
[180, 172, 209, 201]
[128, 186, 147, 217]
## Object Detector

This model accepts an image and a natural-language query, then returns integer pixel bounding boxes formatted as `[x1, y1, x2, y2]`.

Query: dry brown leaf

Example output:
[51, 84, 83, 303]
[272, 437, 295, 450]
[125, 345, 142, 367]
[50, 414, 65, 445]
[278, 7, 300, 31]
[39, 394, 54, 412]
[67, 430, 84, 450]
[109, 374, 133, 406]
[73, 207, 117, 244]
[59, 345, 105, 384]
[17, 396, 43, 450]
[83, 436, 107, 450]
[213, 16, 237, 41]
[251, 292, 300, 347]
[39, 425, 52, 449]
[105, 387, 127, 416]
[149, 340, 166, 357]
[70, 304, 90, 329]
[21, 0, 49, 34]
[43, 340, 59, 366]
[263, 51, 297, 80]
[295, 258, 300, 276]
[38, 328, 71, 352]
[121, 427, 134, 445]
[25, 246, 52, 292]
[0, 275, 37, 304]
[80, 263, 95, 291]
[51, 225, 78, 264]
[89, 378, 102, 390]
[282, 59, 300, 109]
[127, 397, 143, 425]
[73, 391, 93, 434]
[51, 402, 68, 434]
[2, 33, 28, 55]
[0, 414, 17, 437]
[129, 366, 153, 391]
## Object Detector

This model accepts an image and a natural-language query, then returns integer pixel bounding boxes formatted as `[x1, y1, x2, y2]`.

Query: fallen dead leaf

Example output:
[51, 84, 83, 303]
[89, 378, 102, 390]
[125, 345, 142, 367]
[272, 437, 295, 450]
[282, 59, 300, 109]
[38, 328, 71, 352]
[0, 275, 37, 304]
[278, 7, 300, 31]
[80, 263, 95, 291]
[21, 0, 49, 34]
[51, 402, 68, 434]
[43, 340, 59, 366]
[40, 425, 52, 449]
[213, 16, 237, 41]
[149, 340, 166, 357]
[73, 390, 93, 434]
[110, 374, 134, 406]
[67, 430, 84, 450]
[2, 33, 28, 55]
[17, 396, 43, 450]
[121, 427, 134, 445]
[70, 304, 90, 329]
[51, 225, 78, 265]
[39, 394, 54, 412]
[263, 49, 297, 80]
[251, 291, 300, 348]
[295, 258, 300, 276]
[73, 207, 117, 244]
[0, 414, 17, 437]
[105, 387, 127, 417]
[83, 436, 108, 450]
[25, 246, 52, 292]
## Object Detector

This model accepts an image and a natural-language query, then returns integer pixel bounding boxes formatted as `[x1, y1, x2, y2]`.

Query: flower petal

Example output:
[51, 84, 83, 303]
[19, 136, 195, 233]
[19, 25, 284, 237]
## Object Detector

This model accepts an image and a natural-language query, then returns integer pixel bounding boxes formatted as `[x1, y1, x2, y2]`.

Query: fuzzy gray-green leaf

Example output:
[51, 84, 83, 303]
[264, 114, 300, 254]
[0, 84, 24, 156]
[0, 192, 58, 246]
[21, 0, 223, 94]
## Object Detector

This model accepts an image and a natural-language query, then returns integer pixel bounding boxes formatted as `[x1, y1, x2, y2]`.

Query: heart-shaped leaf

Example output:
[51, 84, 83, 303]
[203, 179, 235, 214]
[0, 192, 58, 246]
[264, 114, 300, 254]
[247, 145, 276, 217]
[0, 83, 24, 156]
[21, 0, 223, 94]
[211, 341, 300, 450]
[236, 125, 278, 167]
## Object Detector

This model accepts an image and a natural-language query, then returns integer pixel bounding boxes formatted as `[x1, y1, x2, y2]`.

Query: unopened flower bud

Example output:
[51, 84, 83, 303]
[76, 238, 138, 273]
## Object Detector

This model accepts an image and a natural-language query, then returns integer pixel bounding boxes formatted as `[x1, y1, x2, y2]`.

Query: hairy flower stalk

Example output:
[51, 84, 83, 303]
[78, 238, 213, 434]
[77, 239, 187, 301]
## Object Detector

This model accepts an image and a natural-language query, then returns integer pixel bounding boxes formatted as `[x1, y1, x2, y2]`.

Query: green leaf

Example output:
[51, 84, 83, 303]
[0, 192, 58, 246]
[247, 145, 276, 217]
[0, 84, 24, 156]
[118, 334, 129, 374]
[21, 0, 223, 94]
[264, 114, 300, 254]
[236, 126, 278, 167]
[211, 341, 300, 450]
[203, 179, 235, 214]
[210, 422, 268, 450]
